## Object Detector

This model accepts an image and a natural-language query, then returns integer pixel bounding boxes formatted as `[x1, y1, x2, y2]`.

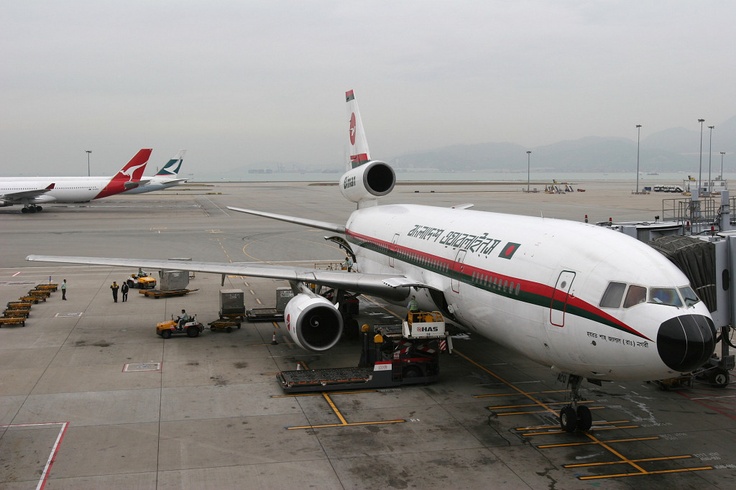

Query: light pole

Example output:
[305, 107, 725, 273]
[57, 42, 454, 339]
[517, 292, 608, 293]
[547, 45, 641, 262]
[526, 151, 532, 193]
[708, 125, 714, 195]
[86, 150, 92, 176]
[635, 124, 642, 193]
[698, 119, 705, 195]
[721, 151, 726, 180]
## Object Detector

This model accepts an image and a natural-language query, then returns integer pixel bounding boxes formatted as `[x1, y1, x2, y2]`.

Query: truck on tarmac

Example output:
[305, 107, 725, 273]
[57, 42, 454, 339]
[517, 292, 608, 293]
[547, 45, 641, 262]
[277, 311, 449, 393]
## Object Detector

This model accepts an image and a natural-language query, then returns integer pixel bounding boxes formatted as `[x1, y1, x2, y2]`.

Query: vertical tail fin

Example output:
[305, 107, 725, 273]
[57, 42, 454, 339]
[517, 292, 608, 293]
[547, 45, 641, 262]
[155, 150, 186, 176]
[346, 90, 370, 169]
[95, 149, 152, 199]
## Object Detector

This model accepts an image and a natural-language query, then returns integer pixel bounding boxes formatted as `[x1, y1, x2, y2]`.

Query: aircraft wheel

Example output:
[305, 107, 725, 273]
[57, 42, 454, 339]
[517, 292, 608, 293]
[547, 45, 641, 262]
[712, 368, 730, 388]
[560, 405, 577, 433]
[187, 326, 200, 338]
[226, 326, 232, 333]
[29, 207, 37, 213]
[161, 330, 172, 339]
[36, 206, 43, 212]
[402, 366, 422, 378]
[576, 405, 593, 432]
[21, 208, 29, 214]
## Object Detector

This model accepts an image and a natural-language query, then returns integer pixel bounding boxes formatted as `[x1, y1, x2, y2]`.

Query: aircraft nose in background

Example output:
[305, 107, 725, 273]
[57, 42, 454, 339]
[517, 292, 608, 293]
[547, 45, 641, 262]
[657, 314, 716, 373]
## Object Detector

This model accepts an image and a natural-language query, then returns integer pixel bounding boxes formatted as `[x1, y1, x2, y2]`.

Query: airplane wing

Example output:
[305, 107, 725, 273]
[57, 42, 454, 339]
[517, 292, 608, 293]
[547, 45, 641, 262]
[1, 183, 55, 203]
[25, 255, 424, 300]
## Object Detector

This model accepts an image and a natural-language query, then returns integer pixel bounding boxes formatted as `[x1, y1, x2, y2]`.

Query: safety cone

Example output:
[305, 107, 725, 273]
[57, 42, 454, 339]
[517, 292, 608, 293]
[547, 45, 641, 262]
[271, 332, 278, 345]
[296, 362, 302, 370]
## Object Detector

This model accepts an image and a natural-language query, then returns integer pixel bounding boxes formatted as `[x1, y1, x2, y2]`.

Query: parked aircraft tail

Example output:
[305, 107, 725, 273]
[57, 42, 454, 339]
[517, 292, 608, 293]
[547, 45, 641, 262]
[340, 90, 395, 208]
[96, 149, 152, 198]
[156, 150, 186, 176]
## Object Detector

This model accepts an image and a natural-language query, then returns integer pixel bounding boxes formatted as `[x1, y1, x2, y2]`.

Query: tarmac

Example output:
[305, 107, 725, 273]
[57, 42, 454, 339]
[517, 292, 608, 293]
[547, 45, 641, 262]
[1, 180, 735, 489]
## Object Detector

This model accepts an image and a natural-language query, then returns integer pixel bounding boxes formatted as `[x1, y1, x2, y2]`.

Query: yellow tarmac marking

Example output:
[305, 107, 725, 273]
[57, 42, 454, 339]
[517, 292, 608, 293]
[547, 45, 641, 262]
[284, 392, 406, 430]
[453, 349, 714, 480]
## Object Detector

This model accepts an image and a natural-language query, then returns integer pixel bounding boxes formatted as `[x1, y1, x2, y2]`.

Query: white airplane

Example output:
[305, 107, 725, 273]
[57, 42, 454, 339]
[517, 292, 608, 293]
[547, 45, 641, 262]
[124, 150, 188, 194]
[1, 149, 152, 213]
[26, 91, 716, 432]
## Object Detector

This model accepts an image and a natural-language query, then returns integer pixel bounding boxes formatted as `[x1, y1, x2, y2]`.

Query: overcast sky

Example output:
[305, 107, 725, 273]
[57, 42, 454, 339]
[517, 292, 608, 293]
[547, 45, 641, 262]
[2, 1, 734, 176]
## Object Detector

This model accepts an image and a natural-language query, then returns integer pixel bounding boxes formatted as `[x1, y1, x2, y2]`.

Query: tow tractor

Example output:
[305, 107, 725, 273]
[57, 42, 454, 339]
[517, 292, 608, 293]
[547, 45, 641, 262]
[156, 314, 204, 339]
[277, 311, 449, 393]
[127, 270, 157, 289]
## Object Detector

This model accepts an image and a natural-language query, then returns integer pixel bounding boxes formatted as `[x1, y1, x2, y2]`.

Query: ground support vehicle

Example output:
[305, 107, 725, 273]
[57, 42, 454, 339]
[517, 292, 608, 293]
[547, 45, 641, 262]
[19, 295, 41, 304]
[156, 315, 204, 339]
[3, 308, 29, 318]
[127, 272, 157, 289]
[140, 288, 198, 299]
[208, 318, 241, 333]
[28, 289, 50, 301]
[277, 312, 446, 393]
[35, 283, 58, 292]
[0, 316, 26, 327]
[246, 287, 292, 322]
[7, 301, 33, 310]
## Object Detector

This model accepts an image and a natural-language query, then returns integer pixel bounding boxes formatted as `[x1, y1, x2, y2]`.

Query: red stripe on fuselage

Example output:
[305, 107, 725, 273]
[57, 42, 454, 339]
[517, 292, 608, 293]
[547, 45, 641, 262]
[346, 228, 651, 341]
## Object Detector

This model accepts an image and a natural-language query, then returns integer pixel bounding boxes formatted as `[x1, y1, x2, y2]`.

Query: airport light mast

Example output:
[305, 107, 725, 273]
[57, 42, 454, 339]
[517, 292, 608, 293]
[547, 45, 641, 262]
[86, 150, 92, 177]
[698, 119, 705, 196]
[708, 125, 714, 195]
[635, 124, 642, 194]
[721, 151, 726, 180]
[526, 151, 532, 193]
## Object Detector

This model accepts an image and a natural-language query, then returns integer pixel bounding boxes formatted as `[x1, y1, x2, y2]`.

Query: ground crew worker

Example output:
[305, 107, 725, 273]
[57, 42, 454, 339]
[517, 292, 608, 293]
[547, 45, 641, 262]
[406, 295, 419, 320]
[61, 279, 67, 300]
[121, 281, 129, 302]
[110, 281, 119, 302]
[177, 309, 191, 330]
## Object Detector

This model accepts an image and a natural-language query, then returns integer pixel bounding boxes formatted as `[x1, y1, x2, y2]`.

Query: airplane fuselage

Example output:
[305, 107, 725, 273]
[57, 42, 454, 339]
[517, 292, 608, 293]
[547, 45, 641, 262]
[346, 203, 715, 381]
[0, 177, 114, 203]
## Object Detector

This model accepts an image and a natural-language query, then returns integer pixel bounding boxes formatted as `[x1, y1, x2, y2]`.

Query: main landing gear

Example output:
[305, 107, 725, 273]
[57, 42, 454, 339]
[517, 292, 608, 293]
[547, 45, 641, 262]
[21, 205, 43, 214]
[559, 374, 592, 433]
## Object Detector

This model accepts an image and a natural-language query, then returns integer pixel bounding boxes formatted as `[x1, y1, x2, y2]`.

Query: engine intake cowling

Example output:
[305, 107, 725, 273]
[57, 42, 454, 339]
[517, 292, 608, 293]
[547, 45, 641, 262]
[284, 293, 343, 352]
[339, 160, 395, 203]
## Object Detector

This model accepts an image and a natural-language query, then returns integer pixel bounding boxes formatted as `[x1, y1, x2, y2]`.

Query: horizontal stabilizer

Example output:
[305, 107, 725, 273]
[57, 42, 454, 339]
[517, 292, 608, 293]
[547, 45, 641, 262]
[227, 206, 345, 233]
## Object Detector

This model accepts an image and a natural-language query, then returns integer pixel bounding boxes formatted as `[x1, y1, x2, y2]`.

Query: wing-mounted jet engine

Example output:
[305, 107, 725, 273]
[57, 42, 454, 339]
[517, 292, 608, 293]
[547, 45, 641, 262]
[284, 286, 343, 352]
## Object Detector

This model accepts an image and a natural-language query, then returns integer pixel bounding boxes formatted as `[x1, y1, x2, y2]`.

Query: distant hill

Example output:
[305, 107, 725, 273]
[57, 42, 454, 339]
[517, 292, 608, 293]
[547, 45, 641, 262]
[388, 117, 736, 173]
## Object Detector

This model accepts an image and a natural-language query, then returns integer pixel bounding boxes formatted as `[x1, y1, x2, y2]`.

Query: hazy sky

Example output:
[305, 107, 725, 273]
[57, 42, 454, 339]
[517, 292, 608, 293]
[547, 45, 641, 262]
[2, 1, 734, 176]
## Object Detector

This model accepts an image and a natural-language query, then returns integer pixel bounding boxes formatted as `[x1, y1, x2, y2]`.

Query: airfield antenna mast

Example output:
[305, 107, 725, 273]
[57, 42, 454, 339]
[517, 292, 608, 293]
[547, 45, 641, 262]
[635, 125, 642, 194]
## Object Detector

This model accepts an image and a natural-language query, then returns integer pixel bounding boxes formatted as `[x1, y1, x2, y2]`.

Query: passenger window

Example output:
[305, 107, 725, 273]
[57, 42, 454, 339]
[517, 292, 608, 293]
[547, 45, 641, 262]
[623, 285, 647, 308]
[600, 282, 626, 308]
[678, 286, 701, 307]
[648, 288, 682, 307]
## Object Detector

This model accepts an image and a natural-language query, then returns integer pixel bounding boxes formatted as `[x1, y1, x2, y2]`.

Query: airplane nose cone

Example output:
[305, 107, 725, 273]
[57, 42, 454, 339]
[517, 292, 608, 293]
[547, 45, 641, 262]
[657, 314, 716, 373]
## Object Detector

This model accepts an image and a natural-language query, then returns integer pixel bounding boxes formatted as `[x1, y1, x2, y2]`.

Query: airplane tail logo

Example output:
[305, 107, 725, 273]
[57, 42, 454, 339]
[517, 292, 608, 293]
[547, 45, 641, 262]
[346, 90, 370, 168]
[156, 150, 186, 176]
[95, 149, 152, 199]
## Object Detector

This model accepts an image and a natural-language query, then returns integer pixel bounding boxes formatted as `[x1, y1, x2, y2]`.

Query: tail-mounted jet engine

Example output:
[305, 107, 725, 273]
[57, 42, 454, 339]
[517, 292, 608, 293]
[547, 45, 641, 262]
[339, 160, 395, 204]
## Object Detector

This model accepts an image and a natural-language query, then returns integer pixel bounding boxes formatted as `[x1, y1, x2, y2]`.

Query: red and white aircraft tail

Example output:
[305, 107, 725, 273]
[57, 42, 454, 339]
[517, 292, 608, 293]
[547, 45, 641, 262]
[340, 91, 395, 208]
[96, 149, 152, 199]
[346, 90, 370, 168]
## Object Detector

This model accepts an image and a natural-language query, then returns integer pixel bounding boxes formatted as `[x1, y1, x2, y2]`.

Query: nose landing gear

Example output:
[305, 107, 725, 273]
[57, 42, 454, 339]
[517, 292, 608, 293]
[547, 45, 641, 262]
[559, 374, 593, 432]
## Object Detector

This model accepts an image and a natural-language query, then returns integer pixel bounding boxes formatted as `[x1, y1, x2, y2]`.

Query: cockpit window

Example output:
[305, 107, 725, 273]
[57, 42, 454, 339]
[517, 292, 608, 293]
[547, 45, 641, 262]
[648, 287, 683, 307]
[623, 285, 647, 308]
[678, 286, 701, 307]
[600, 282, 626, 308]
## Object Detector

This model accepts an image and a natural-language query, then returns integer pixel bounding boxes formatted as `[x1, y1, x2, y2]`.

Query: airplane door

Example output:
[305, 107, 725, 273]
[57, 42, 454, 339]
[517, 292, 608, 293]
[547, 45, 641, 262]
[389, 233, 400, 268]
[451, 250, 467, 293]
[549, 270, 575, 327]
